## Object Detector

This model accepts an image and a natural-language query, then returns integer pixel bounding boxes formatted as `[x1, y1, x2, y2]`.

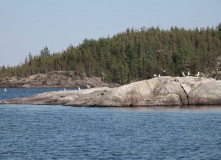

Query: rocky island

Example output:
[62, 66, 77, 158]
[1, 76, 221, 107]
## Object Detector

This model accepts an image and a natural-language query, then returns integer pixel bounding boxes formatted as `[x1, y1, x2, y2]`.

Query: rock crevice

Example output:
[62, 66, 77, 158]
[179, 83, 190, 105]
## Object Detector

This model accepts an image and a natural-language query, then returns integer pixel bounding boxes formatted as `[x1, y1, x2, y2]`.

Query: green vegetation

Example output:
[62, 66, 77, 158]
[1, 23, 221, 84]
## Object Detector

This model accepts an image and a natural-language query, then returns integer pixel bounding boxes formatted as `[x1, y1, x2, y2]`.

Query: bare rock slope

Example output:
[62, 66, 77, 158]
[2, 76, 221, 107]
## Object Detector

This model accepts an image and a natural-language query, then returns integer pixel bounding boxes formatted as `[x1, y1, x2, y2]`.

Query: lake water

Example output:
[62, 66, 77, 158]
[1, 88, 221, 159]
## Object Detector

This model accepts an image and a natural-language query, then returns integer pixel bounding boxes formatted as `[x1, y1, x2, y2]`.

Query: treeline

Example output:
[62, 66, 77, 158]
[1, 23, 221, 84]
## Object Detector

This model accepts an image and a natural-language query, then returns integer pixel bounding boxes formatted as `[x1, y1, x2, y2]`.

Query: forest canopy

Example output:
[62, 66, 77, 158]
[1, 23, 221, 84]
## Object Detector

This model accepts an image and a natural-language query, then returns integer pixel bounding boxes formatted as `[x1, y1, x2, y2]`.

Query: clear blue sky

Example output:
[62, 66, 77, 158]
[0, 0, 220, 67]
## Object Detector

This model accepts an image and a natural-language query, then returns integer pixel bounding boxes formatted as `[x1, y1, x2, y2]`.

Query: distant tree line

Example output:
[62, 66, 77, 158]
[1, 23, 221, 84]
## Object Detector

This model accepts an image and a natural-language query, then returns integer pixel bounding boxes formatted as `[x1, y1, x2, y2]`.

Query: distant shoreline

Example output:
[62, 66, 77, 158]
[0, 73, 117, 88]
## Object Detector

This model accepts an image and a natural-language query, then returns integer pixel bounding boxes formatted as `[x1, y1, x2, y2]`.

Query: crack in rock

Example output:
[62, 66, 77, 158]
[179, 83, 191, 105]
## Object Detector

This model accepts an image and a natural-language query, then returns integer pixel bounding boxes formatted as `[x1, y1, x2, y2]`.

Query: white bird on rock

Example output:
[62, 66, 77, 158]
[182, 72, 186, 77]
[195, 72, 200, 77]
[187, 71, 190, 76]
[78, 87, 81, 90]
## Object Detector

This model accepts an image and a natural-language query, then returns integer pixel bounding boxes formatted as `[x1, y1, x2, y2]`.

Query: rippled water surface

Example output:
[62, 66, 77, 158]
[1, 88, 221, 159]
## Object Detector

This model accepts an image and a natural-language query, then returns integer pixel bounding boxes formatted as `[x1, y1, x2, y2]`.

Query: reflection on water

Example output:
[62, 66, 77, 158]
[107, 105, 221, 112]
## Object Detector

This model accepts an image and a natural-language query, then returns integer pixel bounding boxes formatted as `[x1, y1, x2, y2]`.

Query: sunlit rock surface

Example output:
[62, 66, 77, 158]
[2, 76, 221, 107]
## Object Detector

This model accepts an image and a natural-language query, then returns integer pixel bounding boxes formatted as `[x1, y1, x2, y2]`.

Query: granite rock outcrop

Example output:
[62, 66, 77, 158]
[2, 76, 220, 107]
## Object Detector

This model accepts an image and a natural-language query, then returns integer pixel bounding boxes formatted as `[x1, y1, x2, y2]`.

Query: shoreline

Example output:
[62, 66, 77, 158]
[2, 76, 221, 107]
[0, 73, 118, 88]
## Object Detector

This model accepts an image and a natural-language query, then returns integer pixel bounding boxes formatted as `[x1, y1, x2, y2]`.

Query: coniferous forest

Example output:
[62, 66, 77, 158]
[1, 24, 221, 85]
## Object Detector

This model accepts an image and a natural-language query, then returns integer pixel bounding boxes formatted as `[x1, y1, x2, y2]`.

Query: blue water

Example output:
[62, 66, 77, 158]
[0, 88, 79, 102]
[1, 89, 221, 159]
